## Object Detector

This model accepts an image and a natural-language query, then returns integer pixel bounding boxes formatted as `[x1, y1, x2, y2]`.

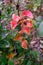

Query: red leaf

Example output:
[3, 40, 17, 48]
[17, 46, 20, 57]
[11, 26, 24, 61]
[21, 40, 28, 49]
[11, 20, 17, 30]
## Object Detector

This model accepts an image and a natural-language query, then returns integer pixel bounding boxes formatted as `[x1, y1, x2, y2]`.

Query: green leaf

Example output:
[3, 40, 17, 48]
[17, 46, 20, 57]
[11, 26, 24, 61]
[35, 16, 43, 22]
[0, 40, 10, 48]
[38, 21, 43, 37]
[8, 59, 14, 65]
[0, 56, 7, 65]
[1, 63, 5, 65]
[32, 50, 39, 59]
[27, 61, 31, 65]
[24, 59, 28, 65]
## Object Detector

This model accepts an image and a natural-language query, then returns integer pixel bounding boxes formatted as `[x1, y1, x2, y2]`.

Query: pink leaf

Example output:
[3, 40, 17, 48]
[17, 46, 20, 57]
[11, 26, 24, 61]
[12, 14, 20, 22]
[22, 10, 33, 19]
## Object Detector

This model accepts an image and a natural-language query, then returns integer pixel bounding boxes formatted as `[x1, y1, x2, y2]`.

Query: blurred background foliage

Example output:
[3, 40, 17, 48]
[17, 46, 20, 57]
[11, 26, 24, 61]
[0, 0, 43, 65]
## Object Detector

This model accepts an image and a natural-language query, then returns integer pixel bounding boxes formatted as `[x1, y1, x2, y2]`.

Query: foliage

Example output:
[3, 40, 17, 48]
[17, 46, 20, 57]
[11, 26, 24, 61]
[0, 0, 43, 65]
